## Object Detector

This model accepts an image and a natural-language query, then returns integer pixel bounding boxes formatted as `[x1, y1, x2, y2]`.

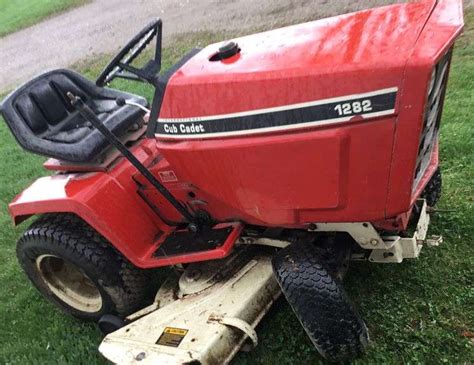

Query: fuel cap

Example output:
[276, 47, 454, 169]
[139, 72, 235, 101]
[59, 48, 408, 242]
[210, 41, 240, 61]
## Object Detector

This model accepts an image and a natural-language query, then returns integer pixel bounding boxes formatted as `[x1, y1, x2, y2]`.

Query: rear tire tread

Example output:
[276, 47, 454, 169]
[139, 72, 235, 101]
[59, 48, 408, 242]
[17, 213, 151, 320]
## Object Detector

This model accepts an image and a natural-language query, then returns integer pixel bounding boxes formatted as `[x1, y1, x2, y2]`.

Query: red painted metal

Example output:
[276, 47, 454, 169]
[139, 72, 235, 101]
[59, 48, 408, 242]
[385, 0, 464, 216]
[10, 138, 242, 268]
[159, 1, 433, 119]
[10, 139, 171, 267]
[155, 0, 463, 225]
[8, 0, 464, 267]
[43, 158, 109, 172]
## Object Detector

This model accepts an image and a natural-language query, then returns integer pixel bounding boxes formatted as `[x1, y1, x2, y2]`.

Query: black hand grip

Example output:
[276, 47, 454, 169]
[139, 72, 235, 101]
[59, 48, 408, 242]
[115, 97, 126, 106]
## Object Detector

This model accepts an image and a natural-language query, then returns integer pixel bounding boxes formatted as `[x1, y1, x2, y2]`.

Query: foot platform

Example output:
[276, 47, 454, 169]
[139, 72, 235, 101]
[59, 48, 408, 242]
[140, 223, 243, 268]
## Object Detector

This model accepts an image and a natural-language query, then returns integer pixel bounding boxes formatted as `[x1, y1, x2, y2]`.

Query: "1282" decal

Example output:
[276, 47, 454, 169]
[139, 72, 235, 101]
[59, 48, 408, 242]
[334, 100, 373, 116]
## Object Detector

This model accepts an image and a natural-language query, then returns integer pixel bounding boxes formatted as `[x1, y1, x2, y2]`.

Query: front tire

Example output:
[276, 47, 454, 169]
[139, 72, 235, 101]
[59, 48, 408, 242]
[421, 167, 442, 207]
[17, 214, 152, 321]
[272, 242, 369, 362]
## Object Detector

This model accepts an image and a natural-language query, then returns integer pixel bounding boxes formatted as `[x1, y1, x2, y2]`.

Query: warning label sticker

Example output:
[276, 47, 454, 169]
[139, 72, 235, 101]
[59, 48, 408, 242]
[158, 170, 178, 183]
[156, 327, 188, 347]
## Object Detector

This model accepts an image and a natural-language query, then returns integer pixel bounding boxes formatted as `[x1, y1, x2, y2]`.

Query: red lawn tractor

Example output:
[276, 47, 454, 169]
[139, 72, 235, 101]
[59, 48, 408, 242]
[0, 0, 464, 363]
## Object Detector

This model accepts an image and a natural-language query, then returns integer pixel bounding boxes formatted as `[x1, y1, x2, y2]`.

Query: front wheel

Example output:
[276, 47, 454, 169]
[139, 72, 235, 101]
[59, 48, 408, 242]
[421, 167, 442, 207]
[17, 214, 152, 321]
[272, 242, 369, 362]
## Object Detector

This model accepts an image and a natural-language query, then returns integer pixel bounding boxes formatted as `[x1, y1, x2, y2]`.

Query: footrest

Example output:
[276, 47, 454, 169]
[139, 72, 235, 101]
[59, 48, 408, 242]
[153, 226, 234, 257]
[142, 223, 242, 268]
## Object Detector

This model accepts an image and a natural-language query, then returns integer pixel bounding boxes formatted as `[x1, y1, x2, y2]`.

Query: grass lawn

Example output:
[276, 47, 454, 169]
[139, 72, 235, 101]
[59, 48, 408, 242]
[0, 0, 89, 37]
[0, 11, 473, 365]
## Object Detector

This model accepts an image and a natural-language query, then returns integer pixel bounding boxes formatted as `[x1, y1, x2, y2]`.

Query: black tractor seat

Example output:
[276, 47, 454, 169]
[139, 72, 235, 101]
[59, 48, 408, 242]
[0, 69, 148, 163]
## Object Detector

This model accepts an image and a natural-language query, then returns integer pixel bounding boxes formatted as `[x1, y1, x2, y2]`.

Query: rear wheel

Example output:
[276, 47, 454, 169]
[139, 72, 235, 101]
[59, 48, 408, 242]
[272, 242, 368, 362]
[17, 214, 152, 321]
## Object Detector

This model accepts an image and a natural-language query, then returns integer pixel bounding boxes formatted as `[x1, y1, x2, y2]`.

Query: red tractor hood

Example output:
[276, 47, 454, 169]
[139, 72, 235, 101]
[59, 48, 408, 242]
[158, 0, 437, 122]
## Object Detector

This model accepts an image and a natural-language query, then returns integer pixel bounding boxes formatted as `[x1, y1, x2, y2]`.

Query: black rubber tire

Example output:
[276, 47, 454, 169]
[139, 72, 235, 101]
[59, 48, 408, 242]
[272, 242, 369, 363]
[16, 213, 152, 321]
[421, 167, 442, 207]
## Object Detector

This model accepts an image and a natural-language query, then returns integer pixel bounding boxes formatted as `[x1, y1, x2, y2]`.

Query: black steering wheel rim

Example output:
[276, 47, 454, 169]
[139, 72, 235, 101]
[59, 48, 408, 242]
[96, 19, 161, 87]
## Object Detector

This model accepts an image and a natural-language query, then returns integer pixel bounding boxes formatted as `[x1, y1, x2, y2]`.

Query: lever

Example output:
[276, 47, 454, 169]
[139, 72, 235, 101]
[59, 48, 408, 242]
[67, 91, 197, 226]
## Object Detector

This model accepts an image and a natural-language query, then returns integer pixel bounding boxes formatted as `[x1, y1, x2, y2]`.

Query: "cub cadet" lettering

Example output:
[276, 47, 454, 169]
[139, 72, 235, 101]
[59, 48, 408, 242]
[163, 123, 205, 134]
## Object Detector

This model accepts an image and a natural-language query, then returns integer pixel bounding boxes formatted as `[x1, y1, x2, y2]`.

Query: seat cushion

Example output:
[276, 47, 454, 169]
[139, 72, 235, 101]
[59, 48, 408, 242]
[0, 69, 147, 162]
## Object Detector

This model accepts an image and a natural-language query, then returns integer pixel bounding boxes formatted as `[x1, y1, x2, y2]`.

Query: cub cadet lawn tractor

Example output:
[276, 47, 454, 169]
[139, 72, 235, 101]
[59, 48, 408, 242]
[0, 0, 464, 363]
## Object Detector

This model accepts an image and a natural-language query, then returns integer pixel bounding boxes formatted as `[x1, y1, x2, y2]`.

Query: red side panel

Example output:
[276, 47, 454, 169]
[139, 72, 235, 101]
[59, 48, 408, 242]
[155, 119, 395, 226]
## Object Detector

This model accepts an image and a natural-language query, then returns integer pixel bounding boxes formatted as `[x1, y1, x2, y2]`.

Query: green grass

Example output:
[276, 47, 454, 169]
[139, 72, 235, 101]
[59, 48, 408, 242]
[0, 0, 89, 37]
[1, 13, 473, 365]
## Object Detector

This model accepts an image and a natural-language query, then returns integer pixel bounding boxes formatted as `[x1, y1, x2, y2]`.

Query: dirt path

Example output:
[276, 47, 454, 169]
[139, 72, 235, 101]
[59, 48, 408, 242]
[0, 0, 470, 91]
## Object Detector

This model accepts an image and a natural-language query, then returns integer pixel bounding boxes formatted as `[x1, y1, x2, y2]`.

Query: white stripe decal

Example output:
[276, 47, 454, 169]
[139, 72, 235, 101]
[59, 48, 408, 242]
[154, 87, 398, 138]
[155, 109, 395, 139]
[158, 87, 398, 123]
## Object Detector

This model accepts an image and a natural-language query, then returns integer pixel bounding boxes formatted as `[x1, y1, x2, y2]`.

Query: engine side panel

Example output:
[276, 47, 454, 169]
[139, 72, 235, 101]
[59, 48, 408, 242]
[156, 118, 395, 226]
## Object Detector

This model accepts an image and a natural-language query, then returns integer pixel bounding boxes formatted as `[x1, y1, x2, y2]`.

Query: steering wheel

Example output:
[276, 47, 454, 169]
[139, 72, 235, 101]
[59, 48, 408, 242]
[96, 19, 161, 87]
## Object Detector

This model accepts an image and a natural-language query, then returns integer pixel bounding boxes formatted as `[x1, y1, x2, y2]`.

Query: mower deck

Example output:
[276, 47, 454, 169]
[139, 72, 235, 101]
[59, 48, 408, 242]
[99, 247, 280, 364]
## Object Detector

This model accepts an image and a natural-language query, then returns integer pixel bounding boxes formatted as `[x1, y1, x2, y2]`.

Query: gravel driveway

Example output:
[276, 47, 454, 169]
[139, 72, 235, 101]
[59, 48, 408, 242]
[0, 0, 471, 91]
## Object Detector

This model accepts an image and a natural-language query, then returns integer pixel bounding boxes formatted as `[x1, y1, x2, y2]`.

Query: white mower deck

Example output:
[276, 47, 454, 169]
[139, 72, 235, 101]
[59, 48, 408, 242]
[99, 247, 280, 364]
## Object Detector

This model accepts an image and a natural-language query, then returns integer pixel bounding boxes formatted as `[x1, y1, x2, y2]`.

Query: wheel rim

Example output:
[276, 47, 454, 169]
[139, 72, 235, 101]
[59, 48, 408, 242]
[35, 254, 103, 313]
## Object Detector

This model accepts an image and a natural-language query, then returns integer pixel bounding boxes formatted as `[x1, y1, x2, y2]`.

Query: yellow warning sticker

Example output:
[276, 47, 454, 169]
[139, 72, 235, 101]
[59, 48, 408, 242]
[156, 327, 189, 347]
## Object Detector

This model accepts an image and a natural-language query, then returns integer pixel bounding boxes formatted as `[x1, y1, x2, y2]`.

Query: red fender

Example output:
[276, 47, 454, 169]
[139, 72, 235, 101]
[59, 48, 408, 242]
[9, 141, 171, 268]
